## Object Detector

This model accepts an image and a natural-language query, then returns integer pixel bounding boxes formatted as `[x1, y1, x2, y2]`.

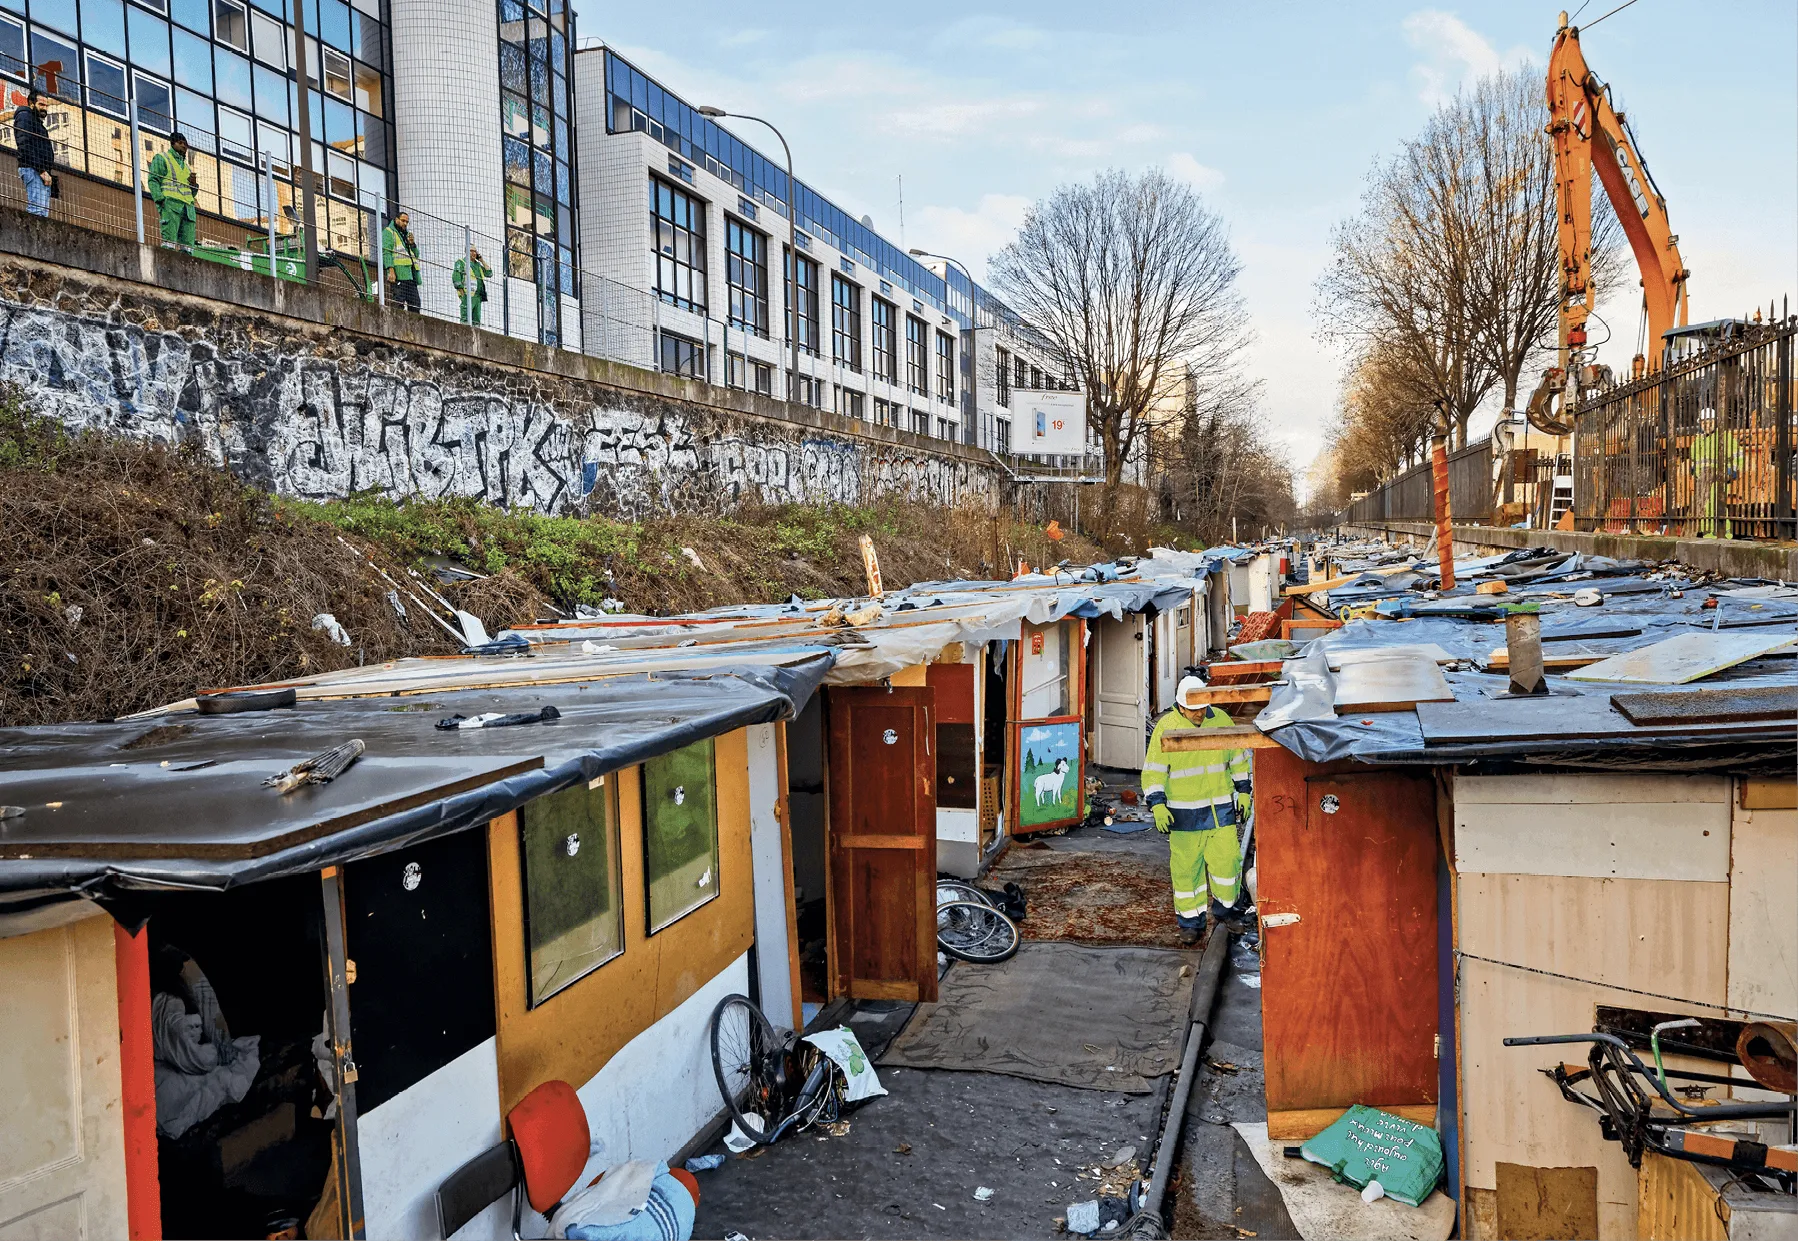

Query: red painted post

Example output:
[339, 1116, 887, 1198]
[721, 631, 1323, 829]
[1431, 434, 1455, 590]
[113, 922, 162, 1239]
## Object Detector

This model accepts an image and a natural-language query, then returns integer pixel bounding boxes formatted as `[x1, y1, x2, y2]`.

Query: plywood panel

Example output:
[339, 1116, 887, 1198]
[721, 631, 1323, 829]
[0, 913, 129, 1241]
[1456, 773, 1731, 805]
[1496, 1162, 1598, 1241]
[1454, 794, 1730, 881]
[1331, 653, 1454, 712]
[1728, 804, 1798, 1020]
[1257, 747, 1440, 1114]
[1637, 1152, 1729, 1241]
[489, 730, 757, 1118]
[1566, 631, 1794, 684]
[1456, 871, 1729, 1239]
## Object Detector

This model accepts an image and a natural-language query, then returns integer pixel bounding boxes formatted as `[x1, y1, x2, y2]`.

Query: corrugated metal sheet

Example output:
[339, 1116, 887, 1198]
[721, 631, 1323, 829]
[1638, 1152, 1729, 1241]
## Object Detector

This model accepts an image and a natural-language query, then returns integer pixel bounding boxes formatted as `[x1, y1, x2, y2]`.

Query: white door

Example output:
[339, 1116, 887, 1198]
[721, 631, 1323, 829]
[1094, 615, 1147, 769]
[1153, 607, 1184, 713]
[0, 912, 129, 1241]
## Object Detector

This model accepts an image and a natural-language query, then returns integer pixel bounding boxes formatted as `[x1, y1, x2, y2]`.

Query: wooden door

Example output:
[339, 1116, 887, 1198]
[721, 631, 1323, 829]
[0, 913, 130, 1240]
[1094, 616, 1146, 769]
[1255, 746, 1440, 1139]
[827, 686, 939, 1003]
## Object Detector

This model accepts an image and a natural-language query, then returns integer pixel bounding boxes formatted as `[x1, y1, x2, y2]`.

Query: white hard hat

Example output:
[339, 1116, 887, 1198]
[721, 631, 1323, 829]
[1176, 675, 1207, 708]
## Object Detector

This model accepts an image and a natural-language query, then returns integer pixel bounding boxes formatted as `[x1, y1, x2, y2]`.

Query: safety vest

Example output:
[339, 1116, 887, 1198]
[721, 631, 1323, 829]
[383, 224, 418, 280]
[1142, 706, 1252, 831]
[1692, 428, 1743, 476]
[151, 150, 194, 206]
[452, 256, 489, 297]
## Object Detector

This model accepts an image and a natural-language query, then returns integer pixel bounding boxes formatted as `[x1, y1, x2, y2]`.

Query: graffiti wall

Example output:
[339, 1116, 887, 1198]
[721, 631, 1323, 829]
[0, 283, 1000, 517]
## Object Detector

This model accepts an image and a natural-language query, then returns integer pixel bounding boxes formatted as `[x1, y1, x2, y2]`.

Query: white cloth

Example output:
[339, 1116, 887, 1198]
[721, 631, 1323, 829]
[151, 991, 260, 1138]
[548, 1159, 658, 1237]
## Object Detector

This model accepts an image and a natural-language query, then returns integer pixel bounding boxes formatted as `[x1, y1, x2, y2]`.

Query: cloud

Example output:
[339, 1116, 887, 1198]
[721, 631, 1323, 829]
[1023, 728, 1052, 743]
[1166, 152, 1225, 194]
[1401, 9, 1533, 105]
[911, 193, 1034, 275]
[933, 16, 1051, 53]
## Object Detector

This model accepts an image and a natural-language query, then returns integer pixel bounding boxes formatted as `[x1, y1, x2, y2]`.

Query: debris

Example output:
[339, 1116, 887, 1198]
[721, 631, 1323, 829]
[684, 1154, 726, 1172]
[1475, 579, 1508, 595]
[681, 547, 707, 572]
[1568, 631, 1796, 685]
[822, 1121, 851, 1137]
[0, 806, 22, 820]
[893, 1142, 912, 1155]
[932, 1203, 946, 1211]
[1065, 1200, 1101, 1234]
[1298, 1105, 1443, 1206]
[384, 590, 407, 621]
[1103, 1145, 1137, 1168]
[974, 1187, 994, 1202]
[310, 613, 352, 646]
[1239, 974, 1261, 988]
[264, 739, 365, 794]
[62, 604, 83, 625]
[580, 640, 618, 654]
[434, 705, 561, 730]
[724, 1114, 764, 1152]
[1361, 1180, 1386, 1204]
[1572, 588, 1602, 607]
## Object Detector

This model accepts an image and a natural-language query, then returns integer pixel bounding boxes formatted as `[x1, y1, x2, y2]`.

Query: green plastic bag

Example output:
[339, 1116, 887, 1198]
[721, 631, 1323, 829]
[1298, 1105, 1443, 1206]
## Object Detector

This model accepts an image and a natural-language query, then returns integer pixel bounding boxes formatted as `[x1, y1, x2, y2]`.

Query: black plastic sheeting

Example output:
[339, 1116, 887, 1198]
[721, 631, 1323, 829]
[0, 656, 831, 909]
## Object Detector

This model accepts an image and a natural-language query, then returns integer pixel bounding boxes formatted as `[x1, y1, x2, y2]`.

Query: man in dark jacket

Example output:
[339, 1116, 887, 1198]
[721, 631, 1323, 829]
[13, 90, 55, 218]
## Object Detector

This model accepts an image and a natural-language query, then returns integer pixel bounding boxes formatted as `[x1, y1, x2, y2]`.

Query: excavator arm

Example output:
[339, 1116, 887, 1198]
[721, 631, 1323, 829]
[1528, 11, 1690, 433]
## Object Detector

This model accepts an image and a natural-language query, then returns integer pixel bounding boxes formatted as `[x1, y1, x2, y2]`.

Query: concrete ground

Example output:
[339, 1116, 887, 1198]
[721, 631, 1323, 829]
[691, 777, 1295, 1241]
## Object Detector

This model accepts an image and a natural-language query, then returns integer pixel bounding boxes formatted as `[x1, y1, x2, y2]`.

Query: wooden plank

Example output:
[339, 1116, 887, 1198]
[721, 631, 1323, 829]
[1266, 1104, 1438, 1141]
[1741, 780, 1798, 809]
[1283, 572, 1358, 596]
[836, 834, 927, 851]
[1611, 685, 1798, 726]
[1567, 632, 1795, 685]
[1208, 659, 1285, 680]
[1181, 684, 1276, 705]
[1455, 773, 1731, 806]
[1333, 653, 1454, 713]
[1496, 1162, 1599, 1241]
[1159, 725, 1283, 751]
[1486, 646, 1607, 672]
[1456, 871, 1729, 1226]
[1258, 751, 1440, 1118]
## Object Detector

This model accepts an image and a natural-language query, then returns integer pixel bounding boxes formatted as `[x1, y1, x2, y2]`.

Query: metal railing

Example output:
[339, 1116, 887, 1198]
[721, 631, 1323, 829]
[1341, 438, 1496, 526]
[1571, 314, 1797, 539]
[2, 74, 1011, 459]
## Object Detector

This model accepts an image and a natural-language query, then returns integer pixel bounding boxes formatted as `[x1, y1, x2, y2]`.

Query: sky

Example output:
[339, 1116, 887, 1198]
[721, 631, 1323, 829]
[584, 2, 1798, 490]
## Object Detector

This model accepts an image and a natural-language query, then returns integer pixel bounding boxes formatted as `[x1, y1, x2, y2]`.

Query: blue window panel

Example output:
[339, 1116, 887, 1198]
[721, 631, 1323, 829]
[127, 6, 169, 73]
[169, 0, 205, 31]
[554, 158, 568, 206]
[30, 27, 80, 97]
[246, 0, 281, 16]
[84, 50, 126, 114]
[0, 0, 21, 20]
[498, 39, 523, 93]
[305, 84, 322, 139]
[174, 83, 212, 142]
[502, 134, 528, 185]
[319, 0, 346, 47]
[0, 13, 22, 64]
[251, 59, 284, 118]
[552, 111, 566, 158]
[531, 148, 551, 196]
[171, 24, 209, 87]
[79, 0, 126, 54]
[323, 93, 350, 144]
[34, 0, 78, 35]
[134, 71, 172, 130]
[213, 44, 251, 107]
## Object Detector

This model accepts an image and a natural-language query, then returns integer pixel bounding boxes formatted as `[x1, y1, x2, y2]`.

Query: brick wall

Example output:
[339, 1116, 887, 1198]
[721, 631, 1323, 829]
[0, 210, 1004, 517]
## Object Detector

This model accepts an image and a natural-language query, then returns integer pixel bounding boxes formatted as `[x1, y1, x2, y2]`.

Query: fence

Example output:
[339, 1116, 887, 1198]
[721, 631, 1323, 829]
[1571, 315, 1796, 539]
[1, 75, 1029, 462]
[1341, 439, 1496, 526]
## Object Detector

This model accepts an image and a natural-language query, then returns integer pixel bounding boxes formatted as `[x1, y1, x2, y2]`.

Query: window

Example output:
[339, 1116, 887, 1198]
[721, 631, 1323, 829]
[1014, 355, 1026, 392]
[788, 372, 820, 407]
[1, 17, 26, 80]
[837, 387, 864, 420]
[497, 0, 576, 346]
[870, 297, 898, 384]
[1031, 364, 1043, 389]
[658, 329, 705, 380]
[249, 6, 281, 66]
[725, 217, 767, 337]
[910, 409, 930, 437]
[996, 346, 1011, 408]
[936, 332, 955, 404]
[134, 71, 172, 130]
[727, 352, 772, 394]
[830, 274, 861, 371]
[642, 738, 719, 932]
[937, 417, 954, 440]
[872, 397, 890, 426]
[519, 779, 622, 1007]
[786, 250, 819, 356]
[996, 417, 1011, 454]
[905, 315, 928, 396]
[85, 51, 127, 116]
[321, 45, 350, 99]
[651, 176, 707, 312]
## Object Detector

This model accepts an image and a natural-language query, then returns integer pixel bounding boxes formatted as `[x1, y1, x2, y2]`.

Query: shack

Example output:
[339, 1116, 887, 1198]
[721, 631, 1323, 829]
[1237, 544, 1798, 1240]
[0, 654, 827, 1240]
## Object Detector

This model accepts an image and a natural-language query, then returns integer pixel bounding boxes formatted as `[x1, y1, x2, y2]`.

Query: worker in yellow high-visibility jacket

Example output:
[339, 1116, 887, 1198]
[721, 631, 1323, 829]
[147, 133, 197, 249]
[1690, 406, 1744, 539]
[1143, 675, 1252, 945]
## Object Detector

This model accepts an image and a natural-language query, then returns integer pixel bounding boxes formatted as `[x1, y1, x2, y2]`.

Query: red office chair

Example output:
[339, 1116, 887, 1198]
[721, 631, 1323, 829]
[435, 1080, 590, 1241]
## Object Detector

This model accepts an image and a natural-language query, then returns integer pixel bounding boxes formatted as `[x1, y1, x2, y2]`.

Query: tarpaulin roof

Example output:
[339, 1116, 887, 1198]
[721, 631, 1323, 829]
[0, 657, 830, 907]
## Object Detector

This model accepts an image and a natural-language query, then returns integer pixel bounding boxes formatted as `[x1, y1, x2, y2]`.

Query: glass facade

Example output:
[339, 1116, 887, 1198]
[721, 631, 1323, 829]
[650, 175, 704, 312]
[935, 330, 954, 405]
[871, 295, 897, 384]
[905, 313, 927, 396]
[599, 47, 966, 326]
[786, 248, 818, 356]
[830, 272, 859, 371]
[3, 0, 396, 250]
[496, 0, 575, 346]
[724, 215, 766, 336]
[996, 345, 1011, 407]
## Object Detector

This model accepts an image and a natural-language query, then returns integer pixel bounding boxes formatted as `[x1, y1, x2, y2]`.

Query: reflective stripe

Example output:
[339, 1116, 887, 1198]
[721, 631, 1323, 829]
[1173, 889, 1203, 900]
[1142, 762, 1169, 774]
[1168, 763, 1226, 778]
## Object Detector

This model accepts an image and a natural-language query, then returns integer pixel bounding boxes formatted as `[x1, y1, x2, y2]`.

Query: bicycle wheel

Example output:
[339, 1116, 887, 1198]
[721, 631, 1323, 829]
[936, 880, 991, 908]
[710, 993, 782, 1146]
[936, 899, 1020, 963]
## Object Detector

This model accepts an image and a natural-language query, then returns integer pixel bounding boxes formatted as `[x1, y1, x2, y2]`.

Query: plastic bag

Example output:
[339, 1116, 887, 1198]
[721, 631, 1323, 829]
[802, 1026, 887, 1103]
[1298, 1104, 1442, 1207]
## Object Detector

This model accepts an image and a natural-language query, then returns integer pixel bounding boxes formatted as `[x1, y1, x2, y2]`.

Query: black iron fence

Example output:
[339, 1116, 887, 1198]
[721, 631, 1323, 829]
[1572, 315, 1796, 539]
[1342, 439, 1494, 526]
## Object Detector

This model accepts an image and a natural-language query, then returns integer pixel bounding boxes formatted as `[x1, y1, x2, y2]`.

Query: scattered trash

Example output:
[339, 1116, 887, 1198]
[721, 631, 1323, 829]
[1103, 1145, 1137, 1168]
[1239, 973, 1261, 988]
[1206, 1060, 1241, 1075]
[1361, 1179, 1386, 1204]
[580, 640, 618, 654]
[310, 613, 352, 646]
[684, 1154, 726, 1172]
[1573, 588, 1603, 607]
[0, 806, 22, 820]
[973, 1187, 994, 1202]
[1064, 1196, 1132, 1236]
[1066, 1201, 1100, 1234]
[384, 589, 407, 621]
[62, 604, 83, 625]
[723, 1232, 750, 1241]
[821, 1121, 852, 1137]
[1299, 1105, 1444, 1206]
[264, 739, 364, 794]
[893, 1142, 912, 1155]
[802, 1026, 886, 1101]
[724, 1114, 764, 1153]
[681, 546, 707, 572]
[435, 706, 561, 730]
[932, 1203, 946, 1211]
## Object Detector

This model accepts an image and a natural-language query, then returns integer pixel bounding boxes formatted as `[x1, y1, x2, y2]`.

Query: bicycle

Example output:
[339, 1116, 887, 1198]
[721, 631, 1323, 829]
[709, 994, 846, 1149]
[935, 896, 1020, 963]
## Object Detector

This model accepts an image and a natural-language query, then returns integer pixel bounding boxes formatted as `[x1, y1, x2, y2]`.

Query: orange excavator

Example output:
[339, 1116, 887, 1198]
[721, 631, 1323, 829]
[1525, 11, 1690, 434]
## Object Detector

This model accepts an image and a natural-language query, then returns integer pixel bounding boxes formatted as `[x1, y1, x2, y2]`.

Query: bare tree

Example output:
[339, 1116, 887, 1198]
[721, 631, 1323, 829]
[1151, 364, 1294, 542]
[988, 169, 1252, 523]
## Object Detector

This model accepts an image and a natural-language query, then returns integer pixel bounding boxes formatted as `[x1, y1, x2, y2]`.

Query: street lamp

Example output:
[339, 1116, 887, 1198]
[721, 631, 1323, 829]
[698, 105, 800, 403]
[910, 248, 977, 444]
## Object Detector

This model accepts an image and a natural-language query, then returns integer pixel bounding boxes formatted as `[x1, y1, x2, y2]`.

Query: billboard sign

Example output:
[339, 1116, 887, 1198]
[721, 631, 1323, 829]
[1023, 390, 1087, 456]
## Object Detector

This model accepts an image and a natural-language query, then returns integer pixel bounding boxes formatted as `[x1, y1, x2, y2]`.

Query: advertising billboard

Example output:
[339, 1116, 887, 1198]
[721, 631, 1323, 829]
[1023, 390, 1087, 456]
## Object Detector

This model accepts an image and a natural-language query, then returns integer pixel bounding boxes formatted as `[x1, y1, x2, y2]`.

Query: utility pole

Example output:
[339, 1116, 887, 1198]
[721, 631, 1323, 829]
[698, 106, 797, 404]
[291, 0, 320, 284]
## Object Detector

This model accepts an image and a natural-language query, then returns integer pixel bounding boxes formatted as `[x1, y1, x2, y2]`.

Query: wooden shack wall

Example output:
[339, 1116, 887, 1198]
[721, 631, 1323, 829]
[1451, 773, 1733, 1241]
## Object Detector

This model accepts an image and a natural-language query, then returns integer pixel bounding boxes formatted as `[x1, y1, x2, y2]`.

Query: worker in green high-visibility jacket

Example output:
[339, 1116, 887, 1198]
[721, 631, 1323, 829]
[146, 133, 197, 249]
[382, 211, 421, 312]
[452, 247, 491, 325]
[1690, 406, 1744, 538]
